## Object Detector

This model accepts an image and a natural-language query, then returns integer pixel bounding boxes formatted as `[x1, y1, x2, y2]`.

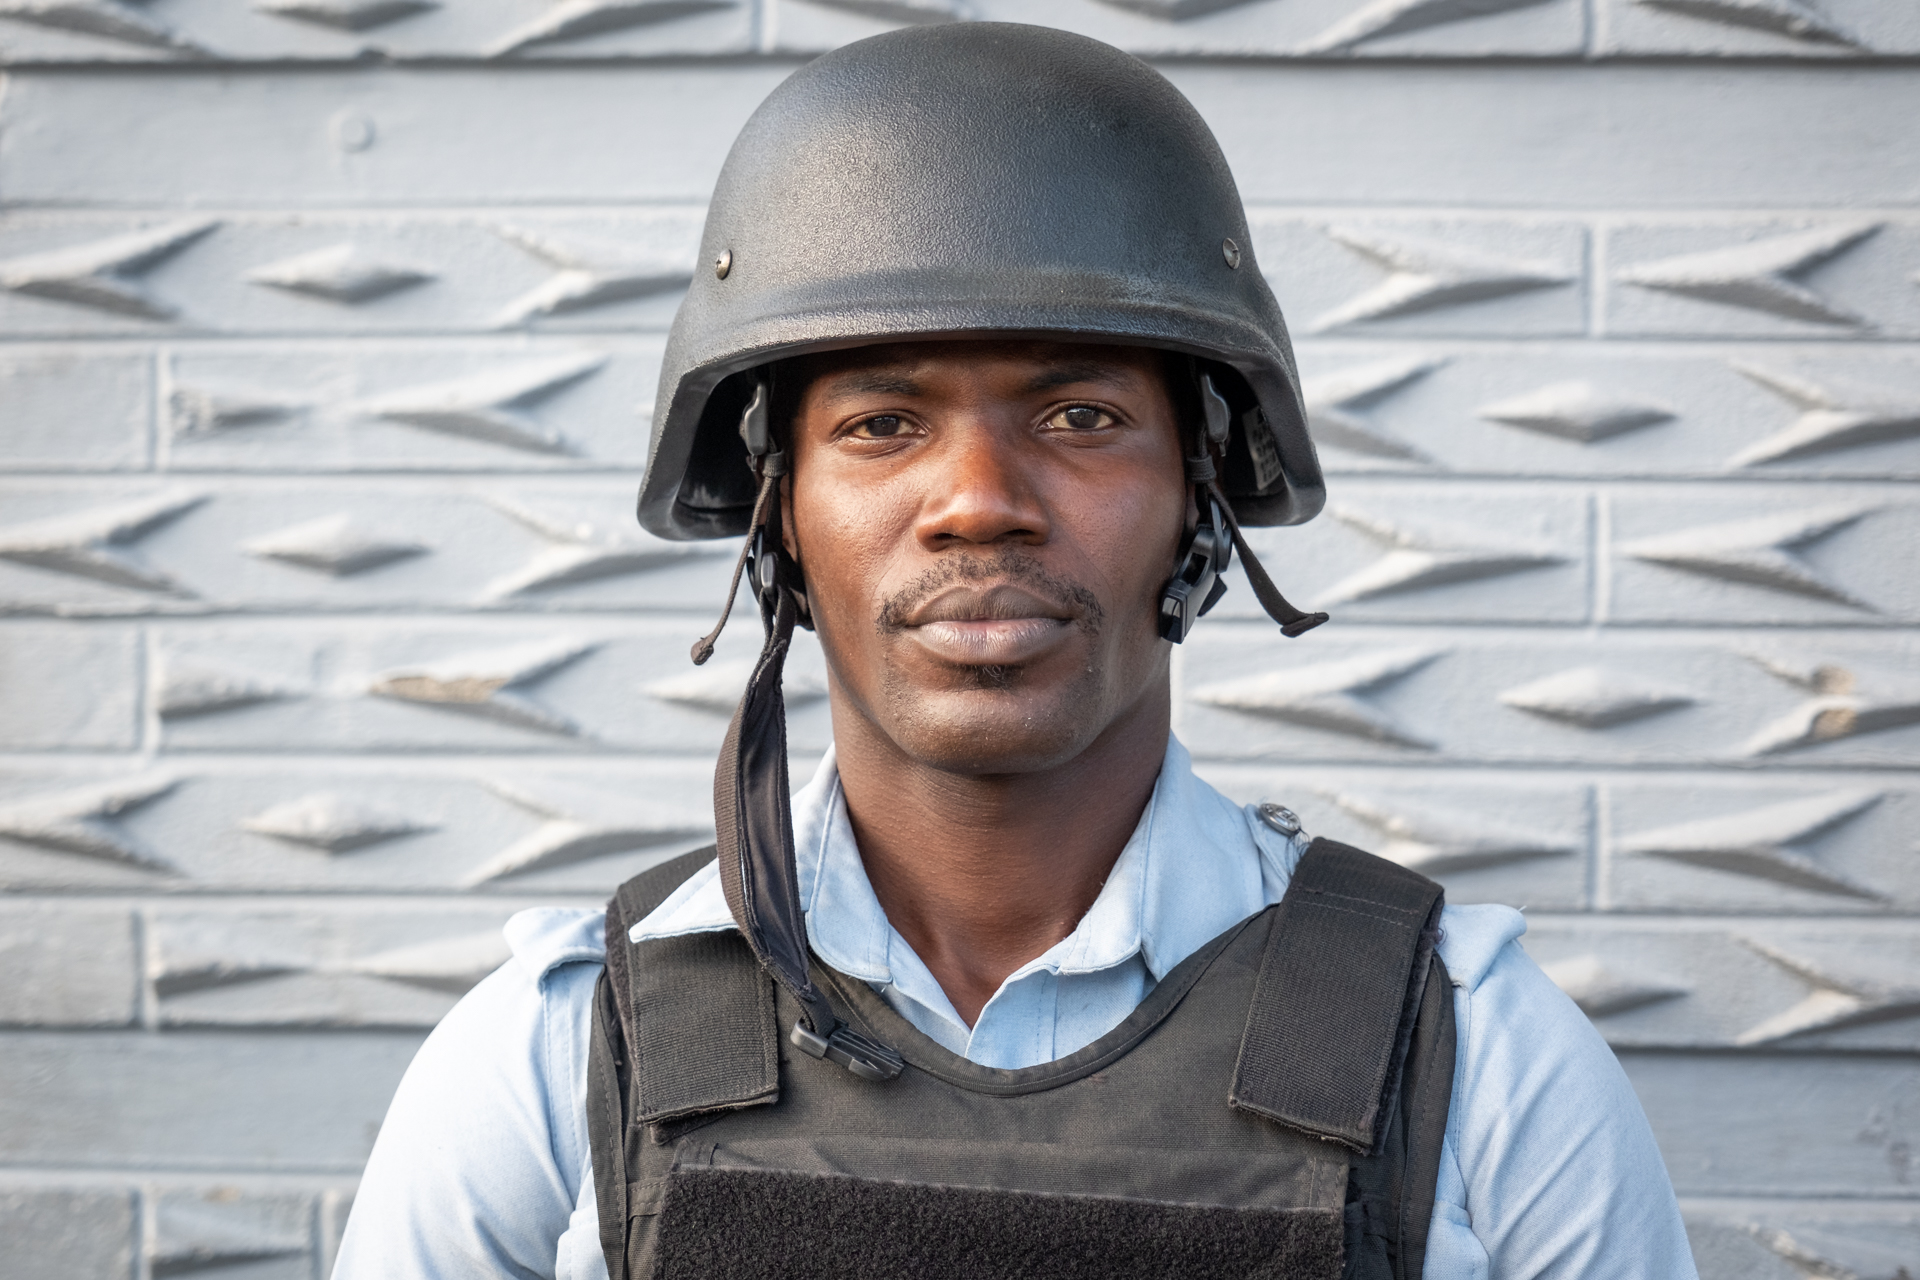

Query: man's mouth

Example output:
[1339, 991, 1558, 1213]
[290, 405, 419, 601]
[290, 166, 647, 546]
[901, 584, 1075, 666]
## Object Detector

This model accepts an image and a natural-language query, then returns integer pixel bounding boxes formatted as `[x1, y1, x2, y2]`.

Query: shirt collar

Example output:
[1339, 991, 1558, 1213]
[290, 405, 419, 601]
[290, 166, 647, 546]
[629, 735, 1282, 989]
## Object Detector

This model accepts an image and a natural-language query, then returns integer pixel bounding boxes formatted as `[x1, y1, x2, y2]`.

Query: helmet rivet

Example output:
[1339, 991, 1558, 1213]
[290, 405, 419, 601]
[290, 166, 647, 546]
[715, 249, 733, 280]
[1222, 238, 1241, 270]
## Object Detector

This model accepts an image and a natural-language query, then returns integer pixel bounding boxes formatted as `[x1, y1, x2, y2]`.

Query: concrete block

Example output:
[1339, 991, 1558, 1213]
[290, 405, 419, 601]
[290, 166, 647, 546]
[0, 624, 140, 748]
[148, 1186, 314, 1280]
[1248, 214, 1587, 338]
[1682, 1198, 1920, 1280]
[0, 771, 183, 891]
[1172, 64, 1920, 209]
[0, 212, 701, 338]
[1177, 626, 1920, 767]
[0, 0, 753, 62]
[1290, 341, 1920, 480]
[1605, 218, 1920, 339]
[0, 1031, 422, 1169]
[1197, 763, 1593, 909]
[1522, 917, 1920, 1050]
[770, 0, 1585, 58]
[145, 902, 522, 1027]
[0, 1187, 134, 1280]
[0, 66, 788, 206]
[160, 339, 662, 471]
[0, 487, 211, 617]
[9, 479, 738, 613]
[1607, 777, 1920, 913]
[1599, 0, 1920, 58]
[151, 621, 834, 754]
[1214, 483, 1591, 624]
[1623, 1051, 1920, 1196]
[0, 902, 138, 1026]
[1608, 484, 1920, 625]
[0, 348, 151, 470]
[62, 762, 718, 893]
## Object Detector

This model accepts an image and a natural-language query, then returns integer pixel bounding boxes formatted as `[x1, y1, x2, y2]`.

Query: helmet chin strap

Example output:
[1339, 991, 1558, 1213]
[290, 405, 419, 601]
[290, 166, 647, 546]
[701, 376, 906, 1084]
[1156, 373, 1329, 644]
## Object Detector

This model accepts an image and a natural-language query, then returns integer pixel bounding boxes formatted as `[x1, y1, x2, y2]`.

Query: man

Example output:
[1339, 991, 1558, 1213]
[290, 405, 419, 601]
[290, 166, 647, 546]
[334, 22, 1696, 1280]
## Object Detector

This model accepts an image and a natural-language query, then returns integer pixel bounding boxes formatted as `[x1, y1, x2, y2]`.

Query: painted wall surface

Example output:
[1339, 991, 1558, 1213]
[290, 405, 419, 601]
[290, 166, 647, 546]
[1, 1, 1917, 1275]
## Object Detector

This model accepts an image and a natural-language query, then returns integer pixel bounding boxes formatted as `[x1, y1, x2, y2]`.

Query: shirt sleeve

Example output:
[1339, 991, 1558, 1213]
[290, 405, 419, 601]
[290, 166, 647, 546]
[330, 952, 602, 1280]
[1448, 935, 1699, 1279]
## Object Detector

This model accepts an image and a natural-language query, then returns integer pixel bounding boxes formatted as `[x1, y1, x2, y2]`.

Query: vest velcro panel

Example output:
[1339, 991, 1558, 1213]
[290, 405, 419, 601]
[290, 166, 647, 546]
[1231, 838, 1445, 1154]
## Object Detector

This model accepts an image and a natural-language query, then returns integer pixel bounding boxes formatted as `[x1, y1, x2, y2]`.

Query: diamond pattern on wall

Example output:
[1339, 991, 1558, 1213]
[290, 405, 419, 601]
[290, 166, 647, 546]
[1621, 503, 1873, 608]
[1090, 0, 1266, 17]
[1478, 380, 1674, 444]
[1733, 939, 1920, 1045]
[1303, 0, 1558, 53]
[0, 491, 205, 594]
[156, 657, 297, 718]
[1634, 0, 1863, 48]
[1321, 789, 1575, 873]
[149, 1195, 310, 1277]
[1310, 225, 1570, 330]
[1616, 223, 1879, 327]
[483, 497, 716, 598]
[1498, 666, 1695, 729]
[0, 219, 217, 320]
[345, 931, 511, 992]
[1541, 954, 1688, 1018]
[1616, 789, 1883, 898]
[1302, 355, 1443, 461]
[367, 637, 596, 735]
[0, 0, 203, 51]
[645, 657, 828, 715]
[246, 244, 434, 304]
[1189, 647, 1442, 748]
[1319, 505, 1564, 605]
[244, 513, 427, 577]
[0, 776, 177, 871]
[252, 0, 437, 30]
[1742, 655, 1920, 757]
[169, 384, 300, 437]
[1729, 363, 1920, 467]
[493, 225, 691, 323]
[356, 352, 605, 453]
[242, 793, 433, 853]
[488, 0, 733, 55]
[465, 778, 710, 884]
[795, 0, 967, 22]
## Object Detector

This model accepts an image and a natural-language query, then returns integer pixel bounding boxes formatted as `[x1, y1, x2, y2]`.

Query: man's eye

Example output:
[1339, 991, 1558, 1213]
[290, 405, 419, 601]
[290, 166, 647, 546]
[1051, 406, 1114, 431]
[853, 415, 906, 438]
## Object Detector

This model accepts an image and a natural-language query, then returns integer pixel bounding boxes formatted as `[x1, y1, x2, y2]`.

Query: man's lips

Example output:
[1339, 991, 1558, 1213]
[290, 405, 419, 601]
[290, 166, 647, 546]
[896, 584, 1077, 666]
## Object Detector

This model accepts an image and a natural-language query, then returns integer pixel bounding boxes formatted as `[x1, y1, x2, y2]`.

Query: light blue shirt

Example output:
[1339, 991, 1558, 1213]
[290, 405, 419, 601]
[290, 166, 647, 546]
[333, 736, 1698, 1280]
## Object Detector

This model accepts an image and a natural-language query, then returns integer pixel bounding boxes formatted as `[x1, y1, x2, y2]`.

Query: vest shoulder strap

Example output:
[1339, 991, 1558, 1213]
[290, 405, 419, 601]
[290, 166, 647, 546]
[589, 846, 781, 1280]
[1231, 838, 1446, 1156]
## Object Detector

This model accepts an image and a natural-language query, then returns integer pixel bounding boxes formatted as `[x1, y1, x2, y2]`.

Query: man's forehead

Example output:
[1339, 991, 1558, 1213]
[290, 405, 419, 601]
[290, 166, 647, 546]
[799, 340, 1166, 399]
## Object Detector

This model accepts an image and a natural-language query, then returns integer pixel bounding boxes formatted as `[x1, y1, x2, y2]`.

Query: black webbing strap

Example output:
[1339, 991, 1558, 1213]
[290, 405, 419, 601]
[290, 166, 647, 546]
[587, 848, 783, 1279]
[1230, 838, 1444, 1156]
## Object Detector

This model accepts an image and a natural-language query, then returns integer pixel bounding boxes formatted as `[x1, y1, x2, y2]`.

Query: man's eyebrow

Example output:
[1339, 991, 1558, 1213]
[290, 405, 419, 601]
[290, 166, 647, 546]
[1026, 362, 1133, 392]
[814, 370, 923, 399]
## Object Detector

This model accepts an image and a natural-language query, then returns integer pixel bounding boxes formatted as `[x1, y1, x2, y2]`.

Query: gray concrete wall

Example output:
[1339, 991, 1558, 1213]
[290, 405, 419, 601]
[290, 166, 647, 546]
[1, 2, 1916, 1276]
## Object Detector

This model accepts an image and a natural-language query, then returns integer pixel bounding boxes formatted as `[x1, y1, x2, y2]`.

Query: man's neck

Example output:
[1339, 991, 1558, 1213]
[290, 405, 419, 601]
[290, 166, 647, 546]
[831, 694, 1171, 1029]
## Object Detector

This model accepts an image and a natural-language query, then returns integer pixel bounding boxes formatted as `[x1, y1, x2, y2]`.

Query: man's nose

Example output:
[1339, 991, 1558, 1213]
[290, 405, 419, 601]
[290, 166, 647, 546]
[912, 422, 1051, 550]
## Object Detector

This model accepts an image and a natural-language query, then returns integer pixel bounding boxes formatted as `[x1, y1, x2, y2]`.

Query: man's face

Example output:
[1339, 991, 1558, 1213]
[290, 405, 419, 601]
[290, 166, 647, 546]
[786, 339, 1189, 776]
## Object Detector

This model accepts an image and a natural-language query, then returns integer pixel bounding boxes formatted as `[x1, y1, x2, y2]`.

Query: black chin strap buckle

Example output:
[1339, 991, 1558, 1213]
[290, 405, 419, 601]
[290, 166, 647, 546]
[1158, 490, 1231, 644]
[790, 1018, 906, 1083]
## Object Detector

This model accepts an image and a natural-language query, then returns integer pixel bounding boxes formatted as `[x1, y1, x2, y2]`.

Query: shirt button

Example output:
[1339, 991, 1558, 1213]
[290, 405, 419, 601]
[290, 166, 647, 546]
[1257, 803, 1302, 837]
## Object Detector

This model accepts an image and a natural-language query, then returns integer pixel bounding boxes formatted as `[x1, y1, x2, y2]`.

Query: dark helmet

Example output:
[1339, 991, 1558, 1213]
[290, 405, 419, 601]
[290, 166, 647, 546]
[637, 20, 1323, 542]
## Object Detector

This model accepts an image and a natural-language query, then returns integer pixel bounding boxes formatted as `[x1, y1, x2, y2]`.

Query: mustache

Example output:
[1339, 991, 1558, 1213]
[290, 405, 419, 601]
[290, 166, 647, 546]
[875, 549, 1105, 638]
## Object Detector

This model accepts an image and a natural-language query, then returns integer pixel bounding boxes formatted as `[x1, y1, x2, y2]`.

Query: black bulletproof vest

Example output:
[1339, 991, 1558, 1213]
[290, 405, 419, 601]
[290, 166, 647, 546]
[587, 838, 1455, 1280]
